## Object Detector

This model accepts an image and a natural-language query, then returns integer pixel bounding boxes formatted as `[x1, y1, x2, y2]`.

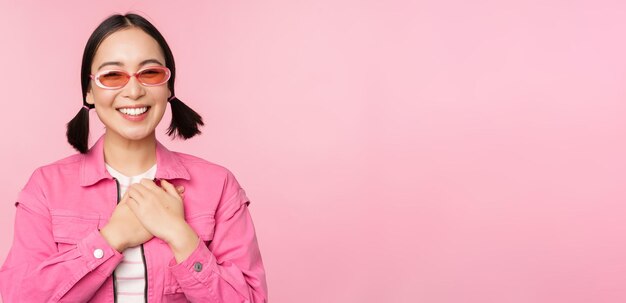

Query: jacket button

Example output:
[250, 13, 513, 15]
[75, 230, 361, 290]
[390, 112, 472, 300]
[193, 262, 203, 272]
[93, 248, 104, 259]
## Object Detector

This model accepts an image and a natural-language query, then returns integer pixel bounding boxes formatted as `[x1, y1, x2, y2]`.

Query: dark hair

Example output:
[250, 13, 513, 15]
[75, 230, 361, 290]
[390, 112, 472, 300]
[66, 13, 204, 153]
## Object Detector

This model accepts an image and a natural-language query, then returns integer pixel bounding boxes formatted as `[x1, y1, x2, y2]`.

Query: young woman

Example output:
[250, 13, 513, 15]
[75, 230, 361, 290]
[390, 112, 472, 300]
[0, 13, 267, 302]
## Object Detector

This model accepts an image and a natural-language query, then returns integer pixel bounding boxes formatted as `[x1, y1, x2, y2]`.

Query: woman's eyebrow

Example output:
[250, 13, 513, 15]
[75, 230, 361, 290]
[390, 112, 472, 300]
[97, 59, 164, 71]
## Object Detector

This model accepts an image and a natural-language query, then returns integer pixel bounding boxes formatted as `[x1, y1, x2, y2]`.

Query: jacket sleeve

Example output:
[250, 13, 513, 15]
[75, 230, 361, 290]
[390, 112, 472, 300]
[0, 168, 124, 302]
[168, 171, 268, 303]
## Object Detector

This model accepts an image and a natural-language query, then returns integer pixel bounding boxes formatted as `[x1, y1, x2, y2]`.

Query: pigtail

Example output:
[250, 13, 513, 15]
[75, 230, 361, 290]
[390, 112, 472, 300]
[66, 105, 92, 154]
[167, 97, 204, 139]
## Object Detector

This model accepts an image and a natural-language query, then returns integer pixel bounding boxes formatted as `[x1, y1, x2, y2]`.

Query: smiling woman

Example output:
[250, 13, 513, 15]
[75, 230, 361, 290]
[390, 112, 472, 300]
[0, 13, 268, 303]
[85, 27, 173, 146]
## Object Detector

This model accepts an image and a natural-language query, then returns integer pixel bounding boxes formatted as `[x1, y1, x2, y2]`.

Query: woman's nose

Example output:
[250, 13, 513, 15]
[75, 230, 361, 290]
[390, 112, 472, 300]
[122, 75, 146, 100]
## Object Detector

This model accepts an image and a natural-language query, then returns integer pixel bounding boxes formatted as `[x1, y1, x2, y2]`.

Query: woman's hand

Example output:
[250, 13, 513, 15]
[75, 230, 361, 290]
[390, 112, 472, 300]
[125, 179, 200, 262]
[100, 193, 153, 252]
[99, 185, 186, 252]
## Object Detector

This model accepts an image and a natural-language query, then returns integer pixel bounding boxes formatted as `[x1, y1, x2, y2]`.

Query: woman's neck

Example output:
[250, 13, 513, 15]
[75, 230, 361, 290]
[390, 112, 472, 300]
[103, 131, 157, 176]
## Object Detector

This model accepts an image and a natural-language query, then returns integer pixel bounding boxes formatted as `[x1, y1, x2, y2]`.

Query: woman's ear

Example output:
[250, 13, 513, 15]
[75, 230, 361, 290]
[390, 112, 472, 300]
[85, 89, 94, 105]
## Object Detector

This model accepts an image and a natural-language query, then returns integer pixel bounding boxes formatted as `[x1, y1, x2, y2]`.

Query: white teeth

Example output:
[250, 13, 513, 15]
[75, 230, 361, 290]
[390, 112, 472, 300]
[119, 107, 148, 116]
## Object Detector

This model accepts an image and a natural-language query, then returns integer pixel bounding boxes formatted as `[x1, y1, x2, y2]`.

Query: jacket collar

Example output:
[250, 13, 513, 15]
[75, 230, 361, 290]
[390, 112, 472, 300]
[80, 135, 191, 186]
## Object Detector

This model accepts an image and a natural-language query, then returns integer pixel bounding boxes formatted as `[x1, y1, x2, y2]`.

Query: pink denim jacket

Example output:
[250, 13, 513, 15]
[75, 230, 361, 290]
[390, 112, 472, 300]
[0, 135, 268, 302]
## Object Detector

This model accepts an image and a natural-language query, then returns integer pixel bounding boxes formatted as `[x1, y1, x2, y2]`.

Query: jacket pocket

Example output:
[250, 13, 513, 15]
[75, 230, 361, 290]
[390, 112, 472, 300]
[50, 209, 100, 251]
[164, 212, 215, 295]
[187, 212, 216, 243]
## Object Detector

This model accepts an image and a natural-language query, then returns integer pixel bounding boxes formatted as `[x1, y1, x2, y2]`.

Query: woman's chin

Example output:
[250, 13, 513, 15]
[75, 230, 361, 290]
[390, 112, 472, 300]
[106, 128, 156, 142]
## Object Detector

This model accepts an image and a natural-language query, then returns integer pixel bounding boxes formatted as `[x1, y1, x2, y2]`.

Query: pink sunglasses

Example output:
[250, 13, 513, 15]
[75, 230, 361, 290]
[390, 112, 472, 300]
[90, 66, 171, 89]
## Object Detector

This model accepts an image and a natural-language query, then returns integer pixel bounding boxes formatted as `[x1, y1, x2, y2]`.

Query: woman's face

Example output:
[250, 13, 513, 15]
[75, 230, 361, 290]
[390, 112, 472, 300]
[86, 27, 171, 142]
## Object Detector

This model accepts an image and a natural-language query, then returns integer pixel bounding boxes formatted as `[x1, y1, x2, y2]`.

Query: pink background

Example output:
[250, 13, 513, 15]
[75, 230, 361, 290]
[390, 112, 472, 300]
[1, 1, 626, 302]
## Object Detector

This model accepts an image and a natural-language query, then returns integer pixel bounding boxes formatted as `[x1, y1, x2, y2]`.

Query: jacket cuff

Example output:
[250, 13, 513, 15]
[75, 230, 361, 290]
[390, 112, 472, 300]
[168, 239, 216, 286]
[77, 229, 124, 277]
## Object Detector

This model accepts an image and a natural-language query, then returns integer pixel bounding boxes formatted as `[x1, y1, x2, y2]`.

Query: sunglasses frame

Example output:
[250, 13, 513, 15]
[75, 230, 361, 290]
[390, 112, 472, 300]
[90, 66, 171, 90]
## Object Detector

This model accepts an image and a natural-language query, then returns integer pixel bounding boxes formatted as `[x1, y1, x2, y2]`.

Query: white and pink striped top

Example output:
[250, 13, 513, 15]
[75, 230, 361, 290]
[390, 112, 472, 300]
[106, 163, 157, 303]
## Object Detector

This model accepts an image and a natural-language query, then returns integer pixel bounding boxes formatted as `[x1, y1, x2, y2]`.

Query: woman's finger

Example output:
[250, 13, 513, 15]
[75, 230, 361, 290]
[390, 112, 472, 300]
[118, 191, 130, 204]
[125, 196, 141, 214]
[160, 179, 180, 198]
[139, 178, 161, 191]
[127, 185, 147, 203]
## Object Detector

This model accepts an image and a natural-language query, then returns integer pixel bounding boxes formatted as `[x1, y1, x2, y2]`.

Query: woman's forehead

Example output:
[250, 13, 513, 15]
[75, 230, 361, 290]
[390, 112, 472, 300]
[91, 27, 165, 71]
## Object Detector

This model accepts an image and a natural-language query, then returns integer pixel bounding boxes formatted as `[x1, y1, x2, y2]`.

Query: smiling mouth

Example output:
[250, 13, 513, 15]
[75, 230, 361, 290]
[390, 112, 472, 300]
[117, 106, 151, 116]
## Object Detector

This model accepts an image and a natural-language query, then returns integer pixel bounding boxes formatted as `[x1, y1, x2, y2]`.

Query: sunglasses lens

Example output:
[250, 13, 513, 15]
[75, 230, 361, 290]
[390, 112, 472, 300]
[138, 68, 169, 85]
[98, 71, 128, 88]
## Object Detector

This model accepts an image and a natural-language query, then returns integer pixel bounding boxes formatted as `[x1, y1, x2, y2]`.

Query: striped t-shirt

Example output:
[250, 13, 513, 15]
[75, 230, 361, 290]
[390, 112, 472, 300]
[105, 163, 157, 303]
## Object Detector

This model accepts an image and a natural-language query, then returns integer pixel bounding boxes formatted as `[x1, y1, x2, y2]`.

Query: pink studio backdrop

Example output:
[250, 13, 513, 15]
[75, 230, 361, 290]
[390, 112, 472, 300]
[1, 1, 625, 302]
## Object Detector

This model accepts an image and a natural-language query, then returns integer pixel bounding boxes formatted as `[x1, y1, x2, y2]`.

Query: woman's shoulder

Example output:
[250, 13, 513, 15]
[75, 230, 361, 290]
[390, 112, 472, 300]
[170, 152, 246, 195]
[170, 151, 236, 177]
[31, 153, 83, 173]
[17, 153, 85, 205]
[23, 153, 84, 184]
